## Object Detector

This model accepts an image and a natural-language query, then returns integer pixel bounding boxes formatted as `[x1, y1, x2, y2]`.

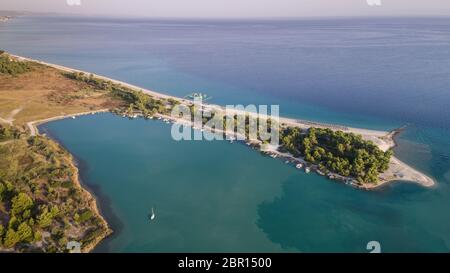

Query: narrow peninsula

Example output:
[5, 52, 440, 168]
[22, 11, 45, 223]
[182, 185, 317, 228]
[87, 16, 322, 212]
[0, 52, 435, 252]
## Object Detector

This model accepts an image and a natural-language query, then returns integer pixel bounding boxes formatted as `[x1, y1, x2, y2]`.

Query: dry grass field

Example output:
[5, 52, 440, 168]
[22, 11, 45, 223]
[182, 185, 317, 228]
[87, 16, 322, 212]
[0, 61, 122, 128]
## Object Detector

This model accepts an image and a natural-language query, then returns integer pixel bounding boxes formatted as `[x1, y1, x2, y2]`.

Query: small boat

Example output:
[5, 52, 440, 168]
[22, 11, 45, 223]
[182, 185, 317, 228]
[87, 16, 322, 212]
[305, 167, 311, 173]
[296, 163, 303, 169]
[149, 207, 155, 221]
[71, 116, 76, 119]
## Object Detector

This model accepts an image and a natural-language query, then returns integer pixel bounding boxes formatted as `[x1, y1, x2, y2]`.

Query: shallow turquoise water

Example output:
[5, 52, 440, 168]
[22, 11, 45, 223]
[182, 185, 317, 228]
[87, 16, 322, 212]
[41, 114, 294, 252]
[40, 113, 450, 252]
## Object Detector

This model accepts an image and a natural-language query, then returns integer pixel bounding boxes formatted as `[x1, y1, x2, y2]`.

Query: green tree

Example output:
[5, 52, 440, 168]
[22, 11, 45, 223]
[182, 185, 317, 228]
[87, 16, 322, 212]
[76, 210, 93, 223]
[0, 223, 4, 238]
[34, 230, 42, 242]
[17, 222, 33, 243]
[11, 193, 34, 216]
[279, 126, 393, 184]
[0, 56, 32, 75]
[0, 182, 5, 202]
[3, 228, 20, 248]
[38, 206, 55, 228]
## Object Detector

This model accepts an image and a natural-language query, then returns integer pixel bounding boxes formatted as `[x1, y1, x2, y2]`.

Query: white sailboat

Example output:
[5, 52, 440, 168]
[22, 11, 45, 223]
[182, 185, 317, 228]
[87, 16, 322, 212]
[150, 207, 156, 221]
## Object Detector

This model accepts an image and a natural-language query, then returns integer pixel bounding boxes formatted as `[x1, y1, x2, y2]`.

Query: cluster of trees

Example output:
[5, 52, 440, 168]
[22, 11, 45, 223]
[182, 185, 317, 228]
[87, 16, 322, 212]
[0, 135, 109, 251]
[0, 186, 64, 249]
[181, 105, 277, 141]
[66, 71, 279, 143]
[119, 89, 170, 116]
[64, 72, 113, 91]
[112, 87, 177, 117]
[0, 191, 40, 248]
[280, 127, 393, 184]
[0, 56, 32, 75]
[0, 125, 20, 141]
[66, 71, 177, 116]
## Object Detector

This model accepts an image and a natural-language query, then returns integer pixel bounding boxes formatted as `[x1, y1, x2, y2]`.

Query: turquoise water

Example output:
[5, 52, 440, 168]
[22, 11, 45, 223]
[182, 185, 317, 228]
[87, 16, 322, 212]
[41, 114, 293, 252]
[40, 113, 450, 252]
[3, 16, 450, 252]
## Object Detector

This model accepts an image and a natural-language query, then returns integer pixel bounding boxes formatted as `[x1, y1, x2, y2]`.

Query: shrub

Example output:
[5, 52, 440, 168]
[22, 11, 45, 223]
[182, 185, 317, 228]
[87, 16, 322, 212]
[11, 193, 34, 216]
[17, 222, 33, 242]
[3, 229, 20, 248]
[0, 56, 32, 75]
[77, 210, 93, 223]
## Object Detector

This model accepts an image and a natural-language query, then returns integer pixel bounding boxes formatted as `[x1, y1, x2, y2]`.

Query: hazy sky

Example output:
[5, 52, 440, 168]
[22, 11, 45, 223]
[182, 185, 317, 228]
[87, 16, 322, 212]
[2, 0, 450, 18]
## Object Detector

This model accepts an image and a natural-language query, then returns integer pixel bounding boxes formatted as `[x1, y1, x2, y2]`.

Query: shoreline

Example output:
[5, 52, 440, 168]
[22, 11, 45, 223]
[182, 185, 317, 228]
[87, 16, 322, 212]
[7, 53, 436, 251]
[11, 54, 390, 136]
[66, 153, 113, 252]
[27, 109, 110, 136]
[38, 120, 117, 253]
[16, 53, 436, 190]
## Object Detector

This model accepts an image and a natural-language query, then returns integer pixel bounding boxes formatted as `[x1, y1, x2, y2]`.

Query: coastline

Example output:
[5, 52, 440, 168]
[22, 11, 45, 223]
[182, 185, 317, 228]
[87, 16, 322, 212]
[15, 53, 436, 190]
[38, 117, 116, 253]
[5, 53, 437, 251]
[27, 109, 110, 136]
[66, 153, 113, 252]
[10, 54, 392, 137]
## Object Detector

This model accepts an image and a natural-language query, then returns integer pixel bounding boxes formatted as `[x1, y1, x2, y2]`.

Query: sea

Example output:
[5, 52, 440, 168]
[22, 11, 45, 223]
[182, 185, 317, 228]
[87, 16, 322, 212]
[1, 15, 450, 252]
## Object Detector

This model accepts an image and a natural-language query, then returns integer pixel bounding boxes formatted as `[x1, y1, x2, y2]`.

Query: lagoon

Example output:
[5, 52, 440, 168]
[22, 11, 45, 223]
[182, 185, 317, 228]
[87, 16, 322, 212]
[41, 113, 450, 252]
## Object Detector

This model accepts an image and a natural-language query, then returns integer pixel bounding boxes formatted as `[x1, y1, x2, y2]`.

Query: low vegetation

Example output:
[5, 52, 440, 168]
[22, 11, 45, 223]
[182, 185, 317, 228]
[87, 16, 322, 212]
[0, 55, 33, 76]
[0, 135, 110, 252]
[65, 72, 174, 117]
[0, 125, 21, 142]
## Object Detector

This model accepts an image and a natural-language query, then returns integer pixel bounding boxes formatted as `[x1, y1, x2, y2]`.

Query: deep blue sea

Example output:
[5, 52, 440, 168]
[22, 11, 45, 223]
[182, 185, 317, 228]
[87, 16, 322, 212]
[2, 16, 450, 252]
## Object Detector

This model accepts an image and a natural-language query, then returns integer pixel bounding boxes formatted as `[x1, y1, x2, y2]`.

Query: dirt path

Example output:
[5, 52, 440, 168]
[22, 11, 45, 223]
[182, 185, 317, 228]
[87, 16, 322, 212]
[0, 107, 23, 125]
[26, 109, 109, 136]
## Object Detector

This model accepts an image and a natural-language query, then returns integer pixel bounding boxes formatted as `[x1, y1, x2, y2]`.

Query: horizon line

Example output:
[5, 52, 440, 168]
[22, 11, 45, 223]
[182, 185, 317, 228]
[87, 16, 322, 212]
[3, 10, 450, 21]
